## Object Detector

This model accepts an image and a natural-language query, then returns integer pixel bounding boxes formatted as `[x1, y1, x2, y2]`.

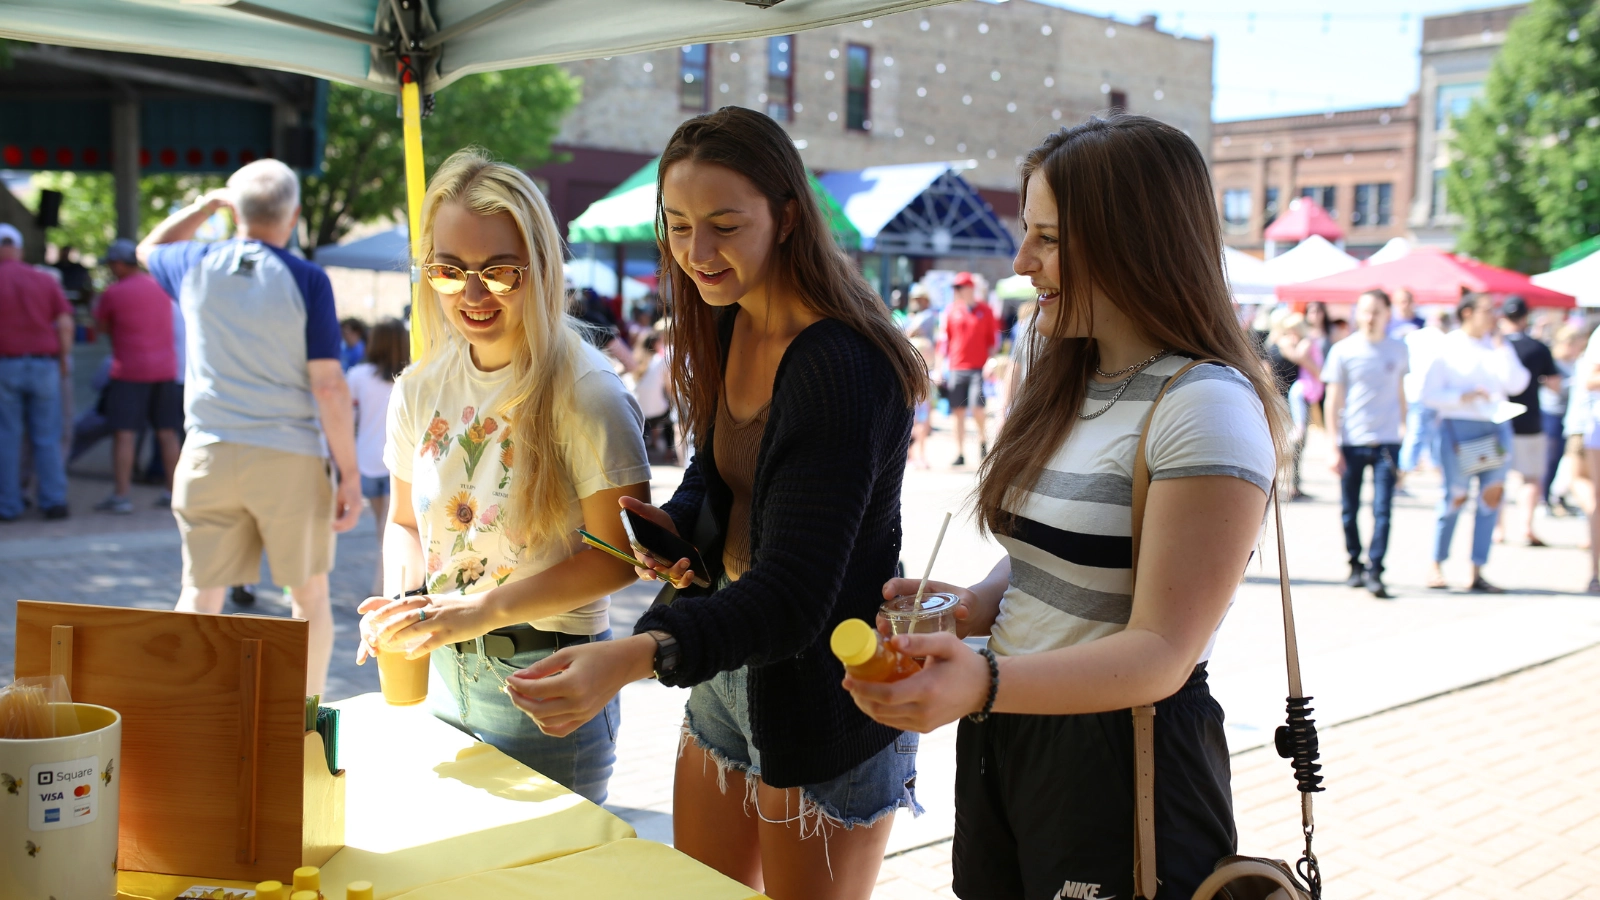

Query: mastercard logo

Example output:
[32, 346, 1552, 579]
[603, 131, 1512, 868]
[74, 785, 91, 798]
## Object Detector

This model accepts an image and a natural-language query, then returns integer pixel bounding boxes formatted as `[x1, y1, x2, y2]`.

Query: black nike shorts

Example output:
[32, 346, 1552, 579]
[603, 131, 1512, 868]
[952, 664, 1236, 900]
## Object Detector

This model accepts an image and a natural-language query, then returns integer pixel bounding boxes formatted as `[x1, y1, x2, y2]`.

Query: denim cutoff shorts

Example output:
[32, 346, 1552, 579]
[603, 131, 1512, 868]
[684, 665, 923, 830]
[360, 474, 390, 499]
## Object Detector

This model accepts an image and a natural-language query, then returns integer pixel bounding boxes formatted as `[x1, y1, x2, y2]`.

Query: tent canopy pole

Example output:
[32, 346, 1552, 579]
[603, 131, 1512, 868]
[402, 69, 429, 361]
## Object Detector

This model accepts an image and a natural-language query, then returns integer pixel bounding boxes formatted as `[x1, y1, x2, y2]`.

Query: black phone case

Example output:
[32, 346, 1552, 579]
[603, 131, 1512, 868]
[626, 508, 710, 584]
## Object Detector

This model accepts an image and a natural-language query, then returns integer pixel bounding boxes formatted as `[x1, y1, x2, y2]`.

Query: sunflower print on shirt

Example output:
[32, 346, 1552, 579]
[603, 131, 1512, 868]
[423, 405, 513, 587]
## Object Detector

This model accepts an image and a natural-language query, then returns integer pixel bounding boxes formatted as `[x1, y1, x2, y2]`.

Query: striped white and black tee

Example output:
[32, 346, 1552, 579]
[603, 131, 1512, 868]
[988, 355, 1277, 662]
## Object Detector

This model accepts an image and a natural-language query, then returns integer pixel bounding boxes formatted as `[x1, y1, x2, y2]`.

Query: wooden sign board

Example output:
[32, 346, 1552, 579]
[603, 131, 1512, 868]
[14, 601, 343, 882]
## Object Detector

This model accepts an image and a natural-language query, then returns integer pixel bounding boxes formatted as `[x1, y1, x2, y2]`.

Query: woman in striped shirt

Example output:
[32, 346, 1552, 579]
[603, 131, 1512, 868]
[846, 116, 1289, 899]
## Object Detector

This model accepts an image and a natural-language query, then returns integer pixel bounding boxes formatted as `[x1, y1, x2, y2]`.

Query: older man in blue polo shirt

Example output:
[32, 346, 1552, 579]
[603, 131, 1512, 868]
[139, 160, 362, 694]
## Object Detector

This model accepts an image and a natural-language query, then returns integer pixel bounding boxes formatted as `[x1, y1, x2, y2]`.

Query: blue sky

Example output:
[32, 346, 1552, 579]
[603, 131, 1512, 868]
[1035, 0, 1514, 121]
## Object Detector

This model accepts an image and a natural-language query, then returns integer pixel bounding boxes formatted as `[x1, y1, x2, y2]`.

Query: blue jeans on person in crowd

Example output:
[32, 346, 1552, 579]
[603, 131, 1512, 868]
[429, 628, 620, 805]
[1400, 404, 1438, 473]
[1340, 444, 1400, 573]
[0, 357, 68, 518]
[1433, 419, 1513, 567]
[1541, 411, 1566, 504]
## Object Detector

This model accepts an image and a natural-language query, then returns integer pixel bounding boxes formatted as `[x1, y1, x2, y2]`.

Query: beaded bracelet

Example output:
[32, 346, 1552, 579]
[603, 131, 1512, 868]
[966, 647, 1000, 723]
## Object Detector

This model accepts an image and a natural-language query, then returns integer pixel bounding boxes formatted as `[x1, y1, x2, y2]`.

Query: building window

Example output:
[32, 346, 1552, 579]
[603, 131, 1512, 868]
[1352, 183, 1393, 227]
[1300, 185, 1336, 220]
[1263, 187, 1281, 228]
[1108, 89, 1127, 113]
[1222, 189, 1252, 233]
[1432, 167, 1449, 218]
[767, 36, 794, 121]
[680, 44, 710, 111]
[1435, 82, 1483, 131]
[846, 44, 871, 131]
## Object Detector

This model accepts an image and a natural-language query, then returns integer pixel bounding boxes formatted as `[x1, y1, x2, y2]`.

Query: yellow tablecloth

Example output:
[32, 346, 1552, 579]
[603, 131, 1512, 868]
[391, 839, 764, 900]
[115, 692, 657, 899]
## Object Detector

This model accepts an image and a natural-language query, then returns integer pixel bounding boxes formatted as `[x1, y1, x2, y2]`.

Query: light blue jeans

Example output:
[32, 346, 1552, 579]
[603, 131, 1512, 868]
[429, 629, 620, 805]
[1433, 419, 1513, 567]
[0, 357, 67, 518]
[1400, 404, 1438, 473]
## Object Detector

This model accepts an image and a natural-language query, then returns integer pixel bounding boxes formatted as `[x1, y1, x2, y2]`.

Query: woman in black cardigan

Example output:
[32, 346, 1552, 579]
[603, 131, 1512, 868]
[506, 107, 928, 899]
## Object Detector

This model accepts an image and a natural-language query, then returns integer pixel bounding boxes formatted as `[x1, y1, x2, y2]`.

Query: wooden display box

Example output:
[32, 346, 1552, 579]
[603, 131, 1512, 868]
[14, 601, 345, 882]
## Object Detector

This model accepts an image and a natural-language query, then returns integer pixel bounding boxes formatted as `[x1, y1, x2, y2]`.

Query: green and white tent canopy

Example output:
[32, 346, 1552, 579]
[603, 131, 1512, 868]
[569, 156, 861, 250]
[0, 0, 953, 94]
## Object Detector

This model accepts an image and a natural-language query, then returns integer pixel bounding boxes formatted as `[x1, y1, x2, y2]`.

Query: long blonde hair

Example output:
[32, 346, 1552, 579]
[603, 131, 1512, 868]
[412, 148, 585, 549]
[977, 116, 1290, 536]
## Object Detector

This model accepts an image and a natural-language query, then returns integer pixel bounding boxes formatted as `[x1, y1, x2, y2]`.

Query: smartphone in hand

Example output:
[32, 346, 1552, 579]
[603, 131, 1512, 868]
[621, 508, 711, 588]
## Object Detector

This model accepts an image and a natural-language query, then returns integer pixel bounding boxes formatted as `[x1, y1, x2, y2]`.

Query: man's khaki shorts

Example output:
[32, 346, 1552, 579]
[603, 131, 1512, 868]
[173, 442, 336, 590]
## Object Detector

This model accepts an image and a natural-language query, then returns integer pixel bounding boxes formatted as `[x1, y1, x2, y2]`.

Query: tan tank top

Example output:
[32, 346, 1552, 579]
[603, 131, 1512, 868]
[714, 392, 771, 580]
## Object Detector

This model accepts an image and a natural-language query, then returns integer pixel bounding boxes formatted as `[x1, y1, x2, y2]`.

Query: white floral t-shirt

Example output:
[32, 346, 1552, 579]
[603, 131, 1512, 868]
[384, 338, 650, 635]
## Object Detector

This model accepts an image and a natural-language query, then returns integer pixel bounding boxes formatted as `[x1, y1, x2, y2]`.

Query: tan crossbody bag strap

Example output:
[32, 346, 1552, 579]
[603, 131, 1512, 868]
[1129, 359, 1310, 900]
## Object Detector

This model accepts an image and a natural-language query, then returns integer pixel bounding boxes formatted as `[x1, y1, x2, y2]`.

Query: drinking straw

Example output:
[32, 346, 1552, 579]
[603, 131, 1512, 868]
[914, 512, 953, 607]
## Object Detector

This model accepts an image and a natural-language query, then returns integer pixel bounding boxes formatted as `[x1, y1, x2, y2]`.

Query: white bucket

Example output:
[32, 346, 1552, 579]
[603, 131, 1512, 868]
[0, 703, 122, 900]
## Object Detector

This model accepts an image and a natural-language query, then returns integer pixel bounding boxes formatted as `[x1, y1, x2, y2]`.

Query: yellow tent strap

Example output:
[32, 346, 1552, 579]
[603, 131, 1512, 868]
[402, 79, 428, 361]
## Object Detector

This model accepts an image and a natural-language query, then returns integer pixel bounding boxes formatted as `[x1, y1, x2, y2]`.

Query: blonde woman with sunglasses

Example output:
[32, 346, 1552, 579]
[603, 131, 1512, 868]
[355, 148, 651, 803]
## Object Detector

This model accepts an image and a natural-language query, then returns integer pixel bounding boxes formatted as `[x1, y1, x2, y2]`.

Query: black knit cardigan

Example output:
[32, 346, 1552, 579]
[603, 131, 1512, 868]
[634, 316, 913, 788]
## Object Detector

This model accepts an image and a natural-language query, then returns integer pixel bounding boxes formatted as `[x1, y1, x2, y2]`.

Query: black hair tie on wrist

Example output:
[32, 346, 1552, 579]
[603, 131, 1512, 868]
[966, 647, 999, 723]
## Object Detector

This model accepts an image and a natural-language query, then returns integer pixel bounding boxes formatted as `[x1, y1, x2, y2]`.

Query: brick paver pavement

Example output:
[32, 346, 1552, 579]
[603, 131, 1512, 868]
[7, 405, 1600, 897]
[874, 642, 1600, 900]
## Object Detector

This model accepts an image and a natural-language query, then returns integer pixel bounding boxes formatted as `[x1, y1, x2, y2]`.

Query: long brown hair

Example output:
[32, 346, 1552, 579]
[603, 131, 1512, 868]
[977, 115, 1289, 536]
[656, 106, 926, 440]
[363, 317, 410, 381]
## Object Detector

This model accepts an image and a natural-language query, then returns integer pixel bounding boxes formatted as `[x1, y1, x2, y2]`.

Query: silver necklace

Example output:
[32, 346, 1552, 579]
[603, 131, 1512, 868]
[1095, 349, 1169, 380]
[1080, 350, 1169, 420]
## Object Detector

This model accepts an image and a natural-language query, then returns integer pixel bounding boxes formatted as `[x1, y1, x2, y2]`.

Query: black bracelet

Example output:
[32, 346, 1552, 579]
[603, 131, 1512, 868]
[966, 647, 1000, 723]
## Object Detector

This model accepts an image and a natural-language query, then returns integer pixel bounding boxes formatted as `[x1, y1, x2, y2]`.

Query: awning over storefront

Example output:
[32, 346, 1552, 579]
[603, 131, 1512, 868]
[817, 162, 1017, 258]
[567, 156, 862, 250]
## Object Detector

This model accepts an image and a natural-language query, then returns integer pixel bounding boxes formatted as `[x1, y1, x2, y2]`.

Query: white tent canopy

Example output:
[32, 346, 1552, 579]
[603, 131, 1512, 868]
[1224, 246, 1275, 303]
[1365, 237, 1413, 266]
[1263, 234, 1360, 286]
[1533, 252, 1600, 308]
[2, 0, 955, 93]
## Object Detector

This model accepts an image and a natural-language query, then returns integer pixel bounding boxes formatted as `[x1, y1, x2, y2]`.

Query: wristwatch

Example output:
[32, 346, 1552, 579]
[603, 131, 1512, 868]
[645, 629, 680, 680]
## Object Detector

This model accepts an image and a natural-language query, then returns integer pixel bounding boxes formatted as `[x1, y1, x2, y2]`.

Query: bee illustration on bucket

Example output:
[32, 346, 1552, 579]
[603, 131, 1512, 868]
[1, 773, 16, 795]
[25, 840, 40, 857]
[101, 759, 115, 786]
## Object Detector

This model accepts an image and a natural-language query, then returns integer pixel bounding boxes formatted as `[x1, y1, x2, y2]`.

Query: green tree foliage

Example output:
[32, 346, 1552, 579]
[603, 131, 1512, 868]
[1447, 0, 1600, 271]
[18, 172, 224, 259]
[302, 66, 581, 249]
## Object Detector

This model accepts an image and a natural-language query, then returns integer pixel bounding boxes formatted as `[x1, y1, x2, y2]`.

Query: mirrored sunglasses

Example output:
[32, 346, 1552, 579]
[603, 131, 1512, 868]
[423, 262, 527, 296]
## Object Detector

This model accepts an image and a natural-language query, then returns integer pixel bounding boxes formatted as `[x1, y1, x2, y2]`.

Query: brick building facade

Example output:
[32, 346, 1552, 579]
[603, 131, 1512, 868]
[1211, 101, 1419, 258]
[534, 0, 1214, 274]
[1411, 4, 1525, 248]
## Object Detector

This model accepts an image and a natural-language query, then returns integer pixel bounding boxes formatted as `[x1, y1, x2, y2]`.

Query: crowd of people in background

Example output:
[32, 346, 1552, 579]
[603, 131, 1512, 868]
[7, 104, 1600, 900]
[1248, 284, 1595, 599]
